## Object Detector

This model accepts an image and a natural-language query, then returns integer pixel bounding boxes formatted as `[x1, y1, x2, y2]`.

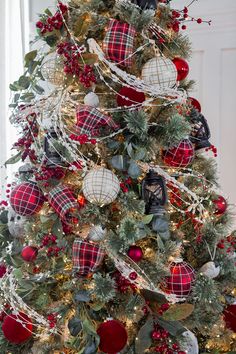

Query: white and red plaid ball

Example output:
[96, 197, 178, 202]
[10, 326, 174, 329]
[162, 139, 195, 168]
[164, 261, 195, 299]
[10, 182, 44, 216]
[72, 240, 105, 276]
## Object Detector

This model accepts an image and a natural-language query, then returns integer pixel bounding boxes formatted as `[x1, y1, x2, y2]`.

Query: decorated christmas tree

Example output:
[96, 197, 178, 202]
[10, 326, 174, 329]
[0, 0, 235, 353]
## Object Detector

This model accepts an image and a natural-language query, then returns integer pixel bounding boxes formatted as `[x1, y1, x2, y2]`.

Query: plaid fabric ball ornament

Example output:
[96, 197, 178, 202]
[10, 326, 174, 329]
[10, 182, 44, 216]
[162, 139, 194, 168]
[103, 19, 136, 67]
[82, 168, 120, 206]
[76, 105, 118, 136]
[72, 239, 105, 276]
[142, 56, 177, 89]
[163, 260, 195, 299]
[48, 184, 79, 223]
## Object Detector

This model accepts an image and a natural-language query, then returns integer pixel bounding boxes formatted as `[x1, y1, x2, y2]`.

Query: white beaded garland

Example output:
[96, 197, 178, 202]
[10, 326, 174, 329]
[199, 261, 220, 279]
[82, 168, 120, 206]
[141, 56, 177, 90]
[84, 92, 100, 108]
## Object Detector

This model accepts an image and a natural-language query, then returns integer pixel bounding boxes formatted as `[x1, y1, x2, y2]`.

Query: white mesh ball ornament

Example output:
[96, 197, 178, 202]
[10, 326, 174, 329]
[141, 56, 177, 90]
[181, 330, 199, 354]
[82, 168, 120, 206]
[41, 53, 65, 86]
[199, 261, 220, 279]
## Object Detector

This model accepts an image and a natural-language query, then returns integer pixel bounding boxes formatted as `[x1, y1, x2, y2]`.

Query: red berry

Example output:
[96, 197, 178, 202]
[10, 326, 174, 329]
[36, 21, 44, 29]
[197, 18, 202, 24]
[182, 25, 187, 30]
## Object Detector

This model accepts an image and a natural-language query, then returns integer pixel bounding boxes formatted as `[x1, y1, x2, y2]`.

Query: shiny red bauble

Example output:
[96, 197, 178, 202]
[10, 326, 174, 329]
[2, 312, 33, 344]
[213, 196, 227, 215]
[0, 264, 7, 278]
[97, 319, 128, 353]
[162, 139, 194, 168]
[127, 245, 143, 262]
[188, 97, 201, 112]
[172, 58, 189, 81]
[224, 304, 236, 332]
[117, 87, 145, 107]
[21, 246, 38, 262]
[164, 261, 195, 299]
[10, 182, 44, 216]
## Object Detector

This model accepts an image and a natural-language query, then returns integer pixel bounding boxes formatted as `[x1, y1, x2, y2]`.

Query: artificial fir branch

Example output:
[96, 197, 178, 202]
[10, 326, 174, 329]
[90, 273, 116, 302]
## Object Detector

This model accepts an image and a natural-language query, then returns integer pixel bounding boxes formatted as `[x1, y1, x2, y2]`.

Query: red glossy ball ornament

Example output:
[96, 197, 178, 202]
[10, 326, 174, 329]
[172, 58, 189, 81]
[127, 246, 143, 262]
[213, 196, 227, 215]
[0, 264, 7, 278]
[117, 87, 145, 107]
[188, 97, 201, 112]
[224, 304, 236, 332]
[162, 139, 194, 168]
[2, 312, 33, 344]
[97, 319, 128, 353]
[21, 246, 38, 262]
[164, 260, 195, 299]
[10, 182, 44, 216]
[129, 271, 138, 280]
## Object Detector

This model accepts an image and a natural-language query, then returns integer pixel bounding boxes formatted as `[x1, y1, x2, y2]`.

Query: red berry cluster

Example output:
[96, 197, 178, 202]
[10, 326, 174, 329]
[40, 234, 57, 247]
[205, 144, 217, 157]
[167, 183, 182, 208]
[47, 313, 58, 329]
[113, 270, 136, 293]
[152, 323, 185, 354]
[69, 134, 97, 145]
[120, 177, 132, 193]
[35, 166, 65, 184]
[36, 2, 68, 35]
[168, 5, 211, 32]
[40, 234, 64, 258]
[14, 113, 38, 162]
[57, 42, 96, 87]
[218, 235, 236, 253]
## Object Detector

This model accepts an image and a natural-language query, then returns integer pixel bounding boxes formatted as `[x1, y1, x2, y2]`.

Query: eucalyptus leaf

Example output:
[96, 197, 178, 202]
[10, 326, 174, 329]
[142, 214, 153, 224]
[68, 317, 82, 337]
[156, 317, 186, 336]
[110, 155, 128, 171]
[74, 290, 91, 303]
[135, 316, 153, 354]
[18, 76, 31, 89]
[128, 161, 141, 178]
[5, 152, 22, 166]
[24, 50, 37, 66]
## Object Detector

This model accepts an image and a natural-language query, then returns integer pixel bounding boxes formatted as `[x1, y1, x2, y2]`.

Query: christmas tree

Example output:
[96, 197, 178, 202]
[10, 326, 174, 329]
[0, 0, 235, 353]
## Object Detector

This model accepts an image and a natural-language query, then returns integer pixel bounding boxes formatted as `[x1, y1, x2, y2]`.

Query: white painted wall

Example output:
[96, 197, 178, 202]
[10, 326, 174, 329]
[174, 0, 236, 209]
[29, 0, 236, 208]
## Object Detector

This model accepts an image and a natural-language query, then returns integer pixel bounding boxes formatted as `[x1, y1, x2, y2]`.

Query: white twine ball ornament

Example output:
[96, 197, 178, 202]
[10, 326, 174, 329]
[181, 330, 199, 354]
[142, 56, 177, 90]
[82, 168, 120, 206]
[41, 53, 65, 86]
[87, 225, 107, 242]
[84, 92, 100, 108]
[199, 261, 220, 279]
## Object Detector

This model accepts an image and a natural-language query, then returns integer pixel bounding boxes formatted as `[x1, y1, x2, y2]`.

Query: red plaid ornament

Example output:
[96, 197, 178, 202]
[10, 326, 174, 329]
[72, 240, 105, 276]
[163, 260, 195, 299]
[48, 184, 79, 223]
[103, 19, 136, 67]
[10, 182, 44, 216]
[162, 139, 194, 168]
[76, 105, 118, 136]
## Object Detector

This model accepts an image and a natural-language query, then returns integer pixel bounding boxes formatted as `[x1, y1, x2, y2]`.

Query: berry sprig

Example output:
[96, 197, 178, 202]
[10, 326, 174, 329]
[168, 4, 211, 33]
[35, 165, 65, 184]
[120, 177, 133, 193]
[69, 134, 97, 145]
[151, 322, 186, 354]
[47, 313, 58, 328]
[14, 113, 38, 162]
[57, 42, 97, 87]
[36, 2, 68, 35]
